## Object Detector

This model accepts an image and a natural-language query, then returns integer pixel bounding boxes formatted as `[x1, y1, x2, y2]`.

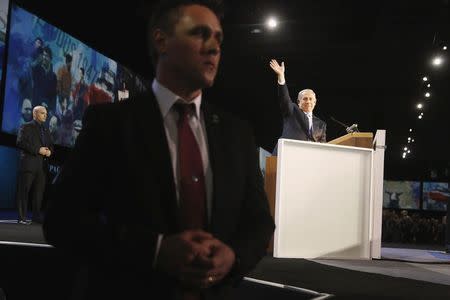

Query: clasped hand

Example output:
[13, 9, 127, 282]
[157, 230, 236, 289]
[39, 147, 51, 157]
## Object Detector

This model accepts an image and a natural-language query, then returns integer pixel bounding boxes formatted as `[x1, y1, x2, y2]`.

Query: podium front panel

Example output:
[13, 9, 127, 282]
[274, 139, 373, 259]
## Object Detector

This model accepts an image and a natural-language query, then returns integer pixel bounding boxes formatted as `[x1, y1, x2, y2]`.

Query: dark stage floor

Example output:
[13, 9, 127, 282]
[1, 221, 449, 299]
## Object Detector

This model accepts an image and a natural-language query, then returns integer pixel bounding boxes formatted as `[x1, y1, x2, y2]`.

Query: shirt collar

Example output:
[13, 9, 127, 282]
[152, 79, 202, 119]
[303, 111, 313, 118]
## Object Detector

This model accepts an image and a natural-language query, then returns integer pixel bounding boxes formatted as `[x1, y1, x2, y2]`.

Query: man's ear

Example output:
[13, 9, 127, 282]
[153, 29, 168, 55]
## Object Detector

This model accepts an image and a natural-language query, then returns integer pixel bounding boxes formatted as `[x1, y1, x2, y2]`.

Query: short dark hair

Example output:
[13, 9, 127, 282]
[147, 0, 224, 66]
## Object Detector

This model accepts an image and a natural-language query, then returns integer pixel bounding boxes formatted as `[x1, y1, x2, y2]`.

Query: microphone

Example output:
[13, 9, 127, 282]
[345, 123, 359, 133]
[330, 116, 359, 133]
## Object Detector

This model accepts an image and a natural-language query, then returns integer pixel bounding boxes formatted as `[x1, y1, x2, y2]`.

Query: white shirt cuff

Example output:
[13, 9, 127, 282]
[153, 234, 164, 268]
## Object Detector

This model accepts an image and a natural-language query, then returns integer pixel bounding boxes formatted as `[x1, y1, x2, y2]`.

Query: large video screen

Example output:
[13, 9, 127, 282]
[383, 180, 421, 209]
[0, 144, 19, 209]
[0, 0, 10, 81]
[1, 4, 148, 147]
[422, 182, 449, 211]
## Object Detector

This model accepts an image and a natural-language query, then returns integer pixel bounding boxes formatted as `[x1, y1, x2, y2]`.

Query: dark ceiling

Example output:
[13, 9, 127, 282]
[12, 0, 450, 179]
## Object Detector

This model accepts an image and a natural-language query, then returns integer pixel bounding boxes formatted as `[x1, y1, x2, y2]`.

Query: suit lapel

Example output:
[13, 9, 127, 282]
[132, 92, 180, 232]
[31, 121, 43, 145]
[295, 109, 311, 139]
[202, 102, 227, 233]
[312, 117, 321, 141]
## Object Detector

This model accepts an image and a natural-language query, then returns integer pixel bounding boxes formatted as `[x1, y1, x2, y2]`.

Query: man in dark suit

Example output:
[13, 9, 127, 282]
[43, 1, 274, 299]
[269, 59, 327, 155]
[16, 105, 53, 224]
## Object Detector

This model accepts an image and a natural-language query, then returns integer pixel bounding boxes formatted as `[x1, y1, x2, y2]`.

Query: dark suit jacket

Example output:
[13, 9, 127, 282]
[43, 90, 275, 300]
[16, 120, 54, 172]
[272, 84, 326, 155]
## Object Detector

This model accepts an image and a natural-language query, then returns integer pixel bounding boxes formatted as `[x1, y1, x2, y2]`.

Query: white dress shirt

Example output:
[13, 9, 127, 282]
[305, 111, 313, 132]
[151, 79, 214, 265]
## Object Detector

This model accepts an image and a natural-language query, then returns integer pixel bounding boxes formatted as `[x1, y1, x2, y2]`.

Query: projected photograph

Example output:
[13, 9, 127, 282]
[0, 0, 10, 80]
[1, 4, 148, 147]
[422, 182, 449, 211]
[383, 180, 420, 209]
[0, 145, 19, 209]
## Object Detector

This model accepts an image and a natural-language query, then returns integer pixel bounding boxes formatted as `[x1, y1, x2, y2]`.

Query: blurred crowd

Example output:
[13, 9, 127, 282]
[382, 209, 447, 245]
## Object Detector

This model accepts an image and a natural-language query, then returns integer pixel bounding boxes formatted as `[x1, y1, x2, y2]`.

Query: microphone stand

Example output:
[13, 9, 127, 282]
[330, 116, 359, 133]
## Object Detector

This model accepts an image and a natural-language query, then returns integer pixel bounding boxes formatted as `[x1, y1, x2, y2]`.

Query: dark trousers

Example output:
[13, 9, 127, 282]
[16, 169, 46, 222]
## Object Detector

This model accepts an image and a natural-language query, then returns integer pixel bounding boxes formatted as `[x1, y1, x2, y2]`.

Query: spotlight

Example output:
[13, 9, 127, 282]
[444, 46, 447, 50]
[418, 115, 423, 119]
[266, 17, 278, 30]
[409, 128, 413, 132]
[425, 92, 430, 98]
[422, 76, 428, 81]
[417, 103, 423, 109]
[427, 84, 431, 88]
[432, 56, 443, 66]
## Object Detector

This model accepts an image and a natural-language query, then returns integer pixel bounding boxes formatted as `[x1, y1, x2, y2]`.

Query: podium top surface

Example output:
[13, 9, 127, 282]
[328, 132, 373, 145]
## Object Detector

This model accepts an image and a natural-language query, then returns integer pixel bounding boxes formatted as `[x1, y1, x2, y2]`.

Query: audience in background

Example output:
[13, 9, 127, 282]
[382, 209, 447, 245]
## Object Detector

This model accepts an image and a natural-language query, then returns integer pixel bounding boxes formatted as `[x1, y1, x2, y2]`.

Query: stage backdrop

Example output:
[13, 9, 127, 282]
[0, 145, 19, 209]
[383, 180, 421, 210]
[422, 181, 449, 212]
[0, 0, 10, 81]
[1, 4, 148, 148]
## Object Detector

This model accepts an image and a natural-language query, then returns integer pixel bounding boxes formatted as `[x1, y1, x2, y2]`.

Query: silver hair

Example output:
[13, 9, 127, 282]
[297, 89, 317, 103]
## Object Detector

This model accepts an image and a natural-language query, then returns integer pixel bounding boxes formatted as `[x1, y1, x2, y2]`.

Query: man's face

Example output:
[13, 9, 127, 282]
[298, 91, 316, 113]
[156, 5, 223, 90]
[49, 116, 58, 132]
[34, 39, 42, 49]
[33, 108, 47, 123]
[21, 99, 32, 121]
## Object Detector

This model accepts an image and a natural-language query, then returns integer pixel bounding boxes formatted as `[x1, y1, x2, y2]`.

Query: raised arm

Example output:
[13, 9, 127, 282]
[269, 59, 294, 116]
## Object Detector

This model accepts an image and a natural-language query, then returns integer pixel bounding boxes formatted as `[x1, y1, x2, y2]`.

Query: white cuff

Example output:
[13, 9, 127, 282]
[152, 234, 164, 268]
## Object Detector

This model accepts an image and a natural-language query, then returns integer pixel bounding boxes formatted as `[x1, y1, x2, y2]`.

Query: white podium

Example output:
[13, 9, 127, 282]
[273, 131, 385, 259]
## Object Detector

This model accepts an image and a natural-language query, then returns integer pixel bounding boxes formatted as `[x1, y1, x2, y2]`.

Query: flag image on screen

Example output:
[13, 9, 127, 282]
[1, 4, 148, 147]
[422, 182, 449, 211]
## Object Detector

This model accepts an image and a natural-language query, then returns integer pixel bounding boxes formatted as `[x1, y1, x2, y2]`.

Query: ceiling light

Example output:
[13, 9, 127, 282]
[417, 103, 423, 109]
[422, 76, 428, 81]
[425, 92, 430, 98]
[266, 18, 278, 29]
[432, 56, 443, 66]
